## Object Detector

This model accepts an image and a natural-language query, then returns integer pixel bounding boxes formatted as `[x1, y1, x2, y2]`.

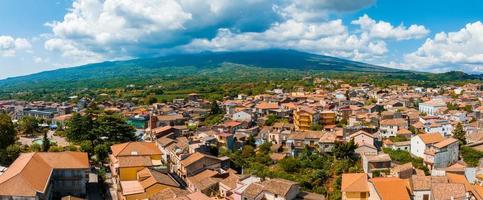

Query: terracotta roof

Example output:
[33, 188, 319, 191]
[111, 142, 161, 157]
[433, 138, 459, 149]
[380, 118, 407, 127]
[255, 102, 279, 110]
[224, 121, 242, 127]
[186, 169, 220, 191]
[341, 173, 369, 192]
[157, 114, 184, 121]
[370, 177, 411, 200]
[149, 188, 190, 200]
[431, 183, 466, 200]
[0, 152, 89, 197]
[288, 131, 325, 140]
[120, 180, 145, 195]
[349, 130, 374, 139]
[186, 191, 212, 200]
[417, 133, 444, 144]
[118, 156, 153, 168]
[180, 152, 220, 167]
[243, 178, 298, 198]
[446, 173, 472, 192]
[138, 168, 180, 189]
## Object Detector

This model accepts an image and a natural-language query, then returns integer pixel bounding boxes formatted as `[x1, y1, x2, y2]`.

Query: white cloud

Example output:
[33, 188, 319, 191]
[276, 0, 375, 22]
[182, 19, 391, 61]
[0, 36, 32, 57]
[352, 14, 429, 40]
[403, 21, 483, 73]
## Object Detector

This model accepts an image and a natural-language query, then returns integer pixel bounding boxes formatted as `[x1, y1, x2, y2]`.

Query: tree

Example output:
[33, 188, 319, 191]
[65, 112, 95, 142]
[18, 116, 39, 136]
[94, 143, 110, 162]
[42, 131, 51, 152]
[0, 112, 16, 149]
[452, 123, 466, 145]
[209, 101, 223, 115]
[265, 115, 279, 126]
[333, 140, 357, 160]
[144, 94, 158, 105]
[93, 112, 136, 143]
[0, 144, 21, 166]
[79, 140, 94, 154]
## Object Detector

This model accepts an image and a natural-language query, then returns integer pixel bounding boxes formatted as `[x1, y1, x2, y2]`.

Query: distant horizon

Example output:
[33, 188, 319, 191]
[2, 48, 483, 81]
[1, 0, 483, 79]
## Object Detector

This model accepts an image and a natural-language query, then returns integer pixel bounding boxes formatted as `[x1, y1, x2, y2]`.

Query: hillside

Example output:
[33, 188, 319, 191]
[0, 49, 403, 89]
[0, 49, 480, 97]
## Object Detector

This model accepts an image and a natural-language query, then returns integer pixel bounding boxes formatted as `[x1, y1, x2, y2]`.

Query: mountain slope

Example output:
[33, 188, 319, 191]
[0, 49, 405, 90]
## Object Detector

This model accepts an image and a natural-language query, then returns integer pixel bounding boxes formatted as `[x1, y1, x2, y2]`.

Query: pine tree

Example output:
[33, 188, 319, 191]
[452, 122, 466, 145]
[42, 131, 51, 152]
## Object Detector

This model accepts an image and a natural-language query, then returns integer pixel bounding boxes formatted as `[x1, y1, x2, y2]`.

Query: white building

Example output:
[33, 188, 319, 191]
[410, 133, 444, 158]
[379, 118, 408, 138]
[423, 120, 453, 137]
[419, 99, 446, 116]
[232, 111, 252, 122]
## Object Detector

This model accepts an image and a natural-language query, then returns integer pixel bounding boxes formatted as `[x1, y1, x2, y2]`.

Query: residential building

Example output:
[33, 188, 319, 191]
[419, 99, 446, 116]
[379, 118, 408, 138]
[341, 173, 369, 200]
[293, 107, 319, 131]
[424, 138, 460, 169]
[109, 142, 162, 182]
[410, 133, 445, 158]
[362, 154, 392, 177]
[368, 177, 411, 200]
[235, 178, 300, 200]
[0, 152, 89, 200]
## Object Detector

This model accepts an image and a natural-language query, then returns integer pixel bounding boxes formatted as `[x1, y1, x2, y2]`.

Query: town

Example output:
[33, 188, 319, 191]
[0, 79, 481, 200]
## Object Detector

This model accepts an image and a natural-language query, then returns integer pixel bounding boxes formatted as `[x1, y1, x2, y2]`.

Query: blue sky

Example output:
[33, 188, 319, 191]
[0, 0, 482, 79]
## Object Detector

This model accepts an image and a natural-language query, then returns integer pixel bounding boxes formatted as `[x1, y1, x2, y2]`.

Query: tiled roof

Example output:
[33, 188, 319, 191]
[118, 156, 153, 168]
[417, 133, 444, 144]
[431, 183, 466, 200]
[370, 177, 411, 200]
[341, 173, 369, 192]
[0, 152, 89, 197]
[111, 142, 161, 157]
[180, 152, 220, 167]
[433, 138, 459, 149]
[138, 168, 180, 189]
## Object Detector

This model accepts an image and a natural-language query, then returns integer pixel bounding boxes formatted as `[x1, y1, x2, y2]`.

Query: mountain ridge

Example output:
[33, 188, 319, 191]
[0, 49, 479, 92]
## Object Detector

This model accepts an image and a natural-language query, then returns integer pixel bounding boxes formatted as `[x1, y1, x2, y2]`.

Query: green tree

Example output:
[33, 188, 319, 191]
[452, 123, 466, 145]
[144, 94, 158, 105]
[65, 112, 95, 142]
[93, 112, 136, 143]
[94, 143, 110, 162]
[209, 101, 223, 115]
[42, 131, 51, 152]
[79, 140, 94, 155]
[0, 144, 21, 165]
[18, 116, 39, 136]
[333, 140, 357, 160]
[0, 112, 16, 149]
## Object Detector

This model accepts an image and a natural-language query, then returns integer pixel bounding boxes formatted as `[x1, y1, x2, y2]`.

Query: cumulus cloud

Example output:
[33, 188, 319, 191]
[43, 0, 435, 67]
[352, 14, 429, 40]
[182, 19, 388, 61]
[44, 0, 279, 61]
[403, 21, 483, 73]
[276, 0, 375, 22]
[0, 36, 32, 57]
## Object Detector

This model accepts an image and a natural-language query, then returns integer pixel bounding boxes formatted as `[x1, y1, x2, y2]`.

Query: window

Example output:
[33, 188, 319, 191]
[423, 194, 429, 200]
